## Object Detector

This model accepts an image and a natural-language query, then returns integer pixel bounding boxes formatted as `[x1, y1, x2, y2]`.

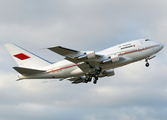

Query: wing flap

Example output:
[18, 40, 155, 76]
[13, 67, 46, 76]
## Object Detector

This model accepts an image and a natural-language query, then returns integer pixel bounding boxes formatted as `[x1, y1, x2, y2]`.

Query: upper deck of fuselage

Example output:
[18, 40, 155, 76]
[96, 39, 144, 55]
[96, 39, 160, 55]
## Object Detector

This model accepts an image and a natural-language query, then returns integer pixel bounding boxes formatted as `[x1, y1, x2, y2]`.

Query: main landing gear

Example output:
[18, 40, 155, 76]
[93, 76, 98, 84]
[85, 76, 92, 83]
[93, 68, 101, 84]
[85, 68, 102, 84]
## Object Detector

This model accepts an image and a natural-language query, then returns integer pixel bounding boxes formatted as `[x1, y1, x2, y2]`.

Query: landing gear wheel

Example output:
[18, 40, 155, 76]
[145, 58, 150, 67]
[93, 80, 97, 84]
[88, 77, 92, 82]
[146, 63, 149, 67]
[95, 67, 102, 75]
[85, 75, 92, 83]
[85, 77, 89, 83]
[85, 80, 88, 83]
[93, 77, 98, 84]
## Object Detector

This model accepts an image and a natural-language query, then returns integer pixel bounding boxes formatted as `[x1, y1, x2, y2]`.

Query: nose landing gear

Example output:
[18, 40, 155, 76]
[145, 55, 156, 67]
[146, 62, 150, 67]
[145, 58, 150, 67]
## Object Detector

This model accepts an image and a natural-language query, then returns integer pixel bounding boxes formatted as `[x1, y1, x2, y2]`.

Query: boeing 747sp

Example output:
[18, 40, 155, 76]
[5, 39, 164, 84]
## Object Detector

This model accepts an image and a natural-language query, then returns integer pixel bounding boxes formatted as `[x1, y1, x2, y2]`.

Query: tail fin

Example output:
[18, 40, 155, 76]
[5, 43, 51, 69]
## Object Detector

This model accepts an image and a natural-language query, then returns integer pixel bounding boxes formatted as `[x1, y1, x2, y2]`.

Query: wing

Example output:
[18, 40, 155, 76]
[48, 46, 106, 73]
[48, 46, 79, 57]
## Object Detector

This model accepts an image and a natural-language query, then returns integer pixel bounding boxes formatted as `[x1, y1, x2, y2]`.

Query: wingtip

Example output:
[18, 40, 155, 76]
[4, 43, 11, 46]
[4, 43, 16, 48]
[16, 79, 22, 81]
[48, 45, 61, 49]
[4, 43, 13, 45]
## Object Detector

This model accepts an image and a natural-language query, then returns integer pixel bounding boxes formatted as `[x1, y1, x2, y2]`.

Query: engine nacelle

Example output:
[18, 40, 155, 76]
[75, 51, 95, 60]
[72, 76, 85, 84]
[102, 54, 120, 64]
[99, 69, 115, 77]
[110, 54, 119, 63]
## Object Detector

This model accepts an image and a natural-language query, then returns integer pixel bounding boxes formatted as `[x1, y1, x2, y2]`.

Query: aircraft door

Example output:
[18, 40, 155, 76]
[140, 40, 143, 44]
[138, 40, 144, 51]
[138, 46, 142, 52]
[137, 40, 142, 52]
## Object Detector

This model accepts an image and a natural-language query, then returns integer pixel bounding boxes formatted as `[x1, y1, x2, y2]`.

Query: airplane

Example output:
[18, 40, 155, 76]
[5, 39, 164, 84]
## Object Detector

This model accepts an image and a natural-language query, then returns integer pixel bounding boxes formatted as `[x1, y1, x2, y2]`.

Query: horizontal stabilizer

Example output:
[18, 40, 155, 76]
[13, 67, 46, 76]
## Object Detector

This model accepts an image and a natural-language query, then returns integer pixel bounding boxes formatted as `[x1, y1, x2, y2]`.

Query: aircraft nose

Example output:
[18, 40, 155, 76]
[159, 43, 164, 50]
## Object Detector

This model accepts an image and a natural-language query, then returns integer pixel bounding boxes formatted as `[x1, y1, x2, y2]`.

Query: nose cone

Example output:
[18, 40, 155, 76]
[153, 41, 164, 53]
[159, 43, 164, 50]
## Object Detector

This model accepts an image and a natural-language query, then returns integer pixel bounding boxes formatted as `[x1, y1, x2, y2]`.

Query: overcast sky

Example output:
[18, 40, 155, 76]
[0, 0, 167, 120]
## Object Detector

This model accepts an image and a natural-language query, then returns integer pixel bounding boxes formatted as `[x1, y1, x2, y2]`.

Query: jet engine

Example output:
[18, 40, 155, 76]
[72, 76, 85, 84]
[102, 54, 120, 64]
[75, 51, 95, 60]
[99, 69, 115, 77]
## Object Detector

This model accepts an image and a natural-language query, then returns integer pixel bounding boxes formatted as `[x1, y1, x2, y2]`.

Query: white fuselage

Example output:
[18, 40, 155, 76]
[19, 39, 164, 79]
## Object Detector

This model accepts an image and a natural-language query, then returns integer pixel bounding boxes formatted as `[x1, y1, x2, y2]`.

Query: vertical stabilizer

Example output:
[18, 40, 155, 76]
[5, 43, 51, 69]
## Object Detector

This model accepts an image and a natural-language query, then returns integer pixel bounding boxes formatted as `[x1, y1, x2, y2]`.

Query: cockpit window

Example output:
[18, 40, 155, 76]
[145, 39, 150, 41]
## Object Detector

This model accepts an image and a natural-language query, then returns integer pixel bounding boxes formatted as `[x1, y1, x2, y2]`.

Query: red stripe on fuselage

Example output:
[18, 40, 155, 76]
[47, 64, 79, 73]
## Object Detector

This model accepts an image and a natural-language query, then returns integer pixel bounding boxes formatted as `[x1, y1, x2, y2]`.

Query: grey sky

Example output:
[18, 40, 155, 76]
[0, 0, 167, 120]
